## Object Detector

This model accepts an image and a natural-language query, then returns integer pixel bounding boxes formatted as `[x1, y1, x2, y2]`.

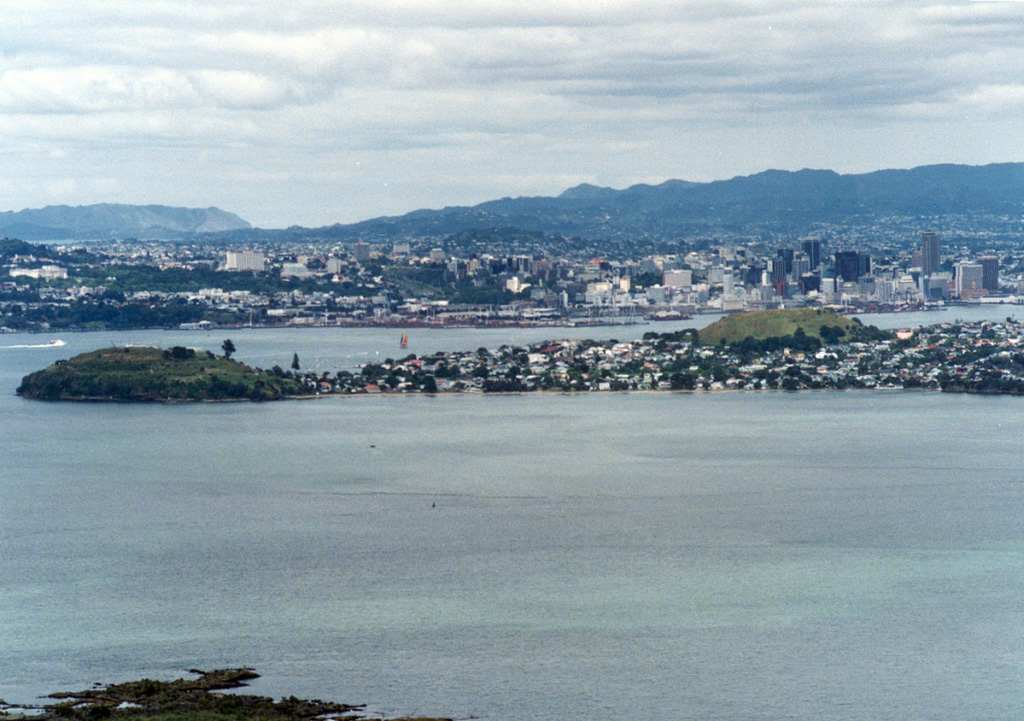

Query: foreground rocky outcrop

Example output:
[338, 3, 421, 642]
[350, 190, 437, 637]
[0, 668, 450, 721]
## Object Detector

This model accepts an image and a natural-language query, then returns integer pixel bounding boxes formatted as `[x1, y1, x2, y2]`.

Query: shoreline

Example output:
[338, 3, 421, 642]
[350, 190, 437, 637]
[7, 298, 1009, 336]
[18, 384, 1021, 405]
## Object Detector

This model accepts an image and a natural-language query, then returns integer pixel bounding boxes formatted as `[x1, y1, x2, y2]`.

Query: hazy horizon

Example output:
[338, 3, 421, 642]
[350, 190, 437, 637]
[4, 159, 1024, 231]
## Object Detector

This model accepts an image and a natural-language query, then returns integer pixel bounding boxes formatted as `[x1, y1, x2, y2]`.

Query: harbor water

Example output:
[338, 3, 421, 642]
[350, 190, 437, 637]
[2, 311, 1023, 720]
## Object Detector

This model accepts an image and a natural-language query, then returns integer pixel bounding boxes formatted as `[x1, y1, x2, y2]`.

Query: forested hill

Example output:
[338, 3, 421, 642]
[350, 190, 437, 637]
[7, 162, 1023, 244]
[212, 162, 1024, 243]
[17, 346, 308, 402]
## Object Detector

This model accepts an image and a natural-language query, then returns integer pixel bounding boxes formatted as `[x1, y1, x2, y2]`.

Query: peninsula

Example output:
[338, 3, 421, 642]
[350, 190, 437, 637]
[17, 309, 1024, 400]
[16, 345, 310, 402]
[309, 309, 1024, 395]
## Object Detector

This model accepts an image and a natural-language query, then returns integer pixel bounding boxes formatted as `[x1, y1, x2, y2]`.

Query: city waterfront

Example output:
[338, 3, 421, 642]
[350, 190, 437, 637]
[3, 316, 1024, 720]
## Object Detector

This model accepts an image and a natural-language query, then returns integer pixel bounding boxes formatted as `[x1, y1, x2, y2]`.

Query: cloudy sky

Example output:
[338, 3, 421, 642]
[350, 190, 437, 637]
[3, 0, 1024, 228]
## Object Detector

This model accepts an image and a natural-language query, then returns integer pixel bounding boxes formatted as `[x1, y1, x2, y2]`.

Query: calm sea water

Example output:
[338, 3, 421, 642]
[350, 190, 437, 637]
[3, 311, 1024, 720]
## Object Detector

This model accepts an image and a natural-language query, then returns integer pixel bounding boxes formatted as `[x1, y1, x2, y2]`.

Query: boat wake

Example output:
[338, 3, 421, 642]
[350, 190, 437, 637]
[2, 339, 66, 349]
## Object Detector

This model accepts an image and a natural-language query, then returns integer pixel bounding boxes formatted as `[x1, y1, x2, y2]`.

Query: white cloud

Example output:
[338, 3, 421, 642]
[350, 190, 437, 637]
[3, 0, 1024, 225]
[190, 70, 299, 108]
[960, 83, 1024, 114]
[0, 67, 196, 113]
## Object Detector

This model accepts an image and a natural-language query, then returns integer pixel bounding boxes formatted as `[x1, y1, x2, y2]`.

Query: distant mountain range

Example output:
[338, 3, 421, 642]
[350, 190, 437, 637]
[4, 163, 1023, 243]
[0, 204, 250, 241]
[311, 162, 1024, 242]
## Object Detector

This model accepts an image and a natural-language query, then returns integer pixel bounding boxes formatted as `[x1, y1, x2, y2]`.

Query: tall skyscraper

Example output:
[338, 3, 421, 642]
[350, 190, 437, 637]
[920, 231, 941, 276]
[768, 258, 788, 284]
[834, 251, 861, 283]
[979, 256, 999, 292]
[801, 238, 821, 269]
[858, 252, 871, 279]
[777, 248, 795, 275]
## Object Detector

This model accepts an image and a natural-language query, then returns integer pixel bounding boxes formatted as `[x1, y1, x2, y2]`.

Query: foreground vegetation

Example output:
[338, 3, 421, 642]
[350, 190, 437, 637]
[17, 346, 310, 402]
[0, 668, 449, 721]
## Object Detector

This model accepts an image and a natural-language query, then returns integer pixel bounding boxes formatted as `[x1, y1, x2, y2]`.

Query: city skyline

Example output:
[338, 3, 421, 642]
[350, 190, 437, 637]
[4, 1, 1024, 228]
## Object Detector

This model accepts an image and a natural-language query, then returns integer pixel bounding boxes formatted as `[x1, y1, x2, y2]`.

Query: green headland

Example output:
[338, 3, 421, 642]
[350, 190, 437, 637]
[696, 307, 884, 346]
[16, 345, 310, 402]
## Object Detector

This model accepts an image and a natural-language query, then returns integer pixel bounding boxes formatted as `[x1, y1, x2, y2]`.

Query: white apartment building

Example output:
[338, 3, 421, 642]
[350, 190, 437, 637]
[663, 269, 692, 289]
[280, 262, 311, 278]
[955, 262, 984, 298]
[225, 250, 266, 272]
[10, 265, 67, 279]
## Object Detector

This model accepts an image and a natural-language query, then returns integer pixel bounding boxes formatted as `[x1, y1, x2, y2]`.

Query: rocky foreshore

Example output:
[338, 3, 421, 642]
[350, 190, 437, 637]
[0, 668, 450, 721]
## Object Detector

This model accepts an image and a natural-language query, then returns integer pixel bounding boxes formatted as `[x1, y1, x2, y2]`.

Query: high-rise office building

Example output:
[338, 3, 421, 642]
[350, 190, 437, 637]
[768, 258, 788, 284]
[834, 252, 859, 283]
[920, 232, 941, 276]
[791, 254, 811, 279]
[799, 273, 820, 294]
[801, 238, 821, 269]
[858, 252, 871, 279]
[834, 251, 870, 283]
[979, 256, 999, 292]
[776, 248, 794, 276]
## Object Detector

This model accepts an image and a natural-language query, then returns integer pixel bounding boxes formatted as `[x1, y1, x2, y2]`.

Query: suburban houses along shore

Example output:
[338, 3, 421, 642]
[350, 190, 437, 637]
[277, 318, 1024, 397]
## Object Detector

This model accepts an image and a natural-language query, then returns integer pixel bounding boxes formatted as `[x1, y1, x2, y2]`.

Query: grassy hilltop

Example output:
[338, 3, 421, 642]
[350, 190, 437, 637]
[698, 307, 886, 346]
[17, 346, 309, 402]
